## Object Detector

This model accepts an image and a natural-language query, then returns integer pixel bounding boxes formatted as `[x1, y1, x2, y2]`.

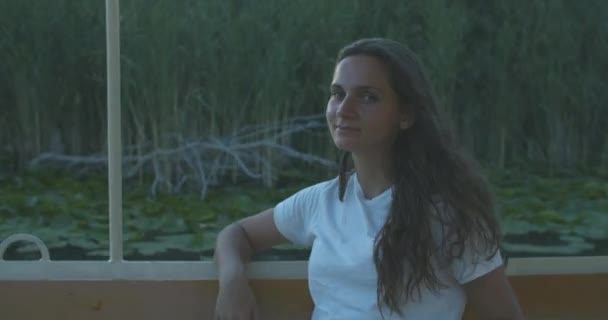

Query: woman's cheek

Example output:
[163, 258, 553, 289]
[326, 104, 336, 122]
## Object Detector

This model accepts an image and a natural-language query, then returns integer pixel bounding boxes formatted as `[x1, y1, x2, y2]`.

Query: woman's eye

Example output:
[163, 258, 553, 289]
[362, 93, 378, 103]
[331, 92, 345, 100]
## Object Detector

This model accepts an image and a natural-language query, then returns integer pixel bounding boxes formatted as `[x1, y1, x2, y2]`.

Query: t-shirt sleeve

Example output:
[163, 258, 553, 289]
[451, 241, 504, 284]
[431, 199, 504, 284]
[273, 184, 321, 247]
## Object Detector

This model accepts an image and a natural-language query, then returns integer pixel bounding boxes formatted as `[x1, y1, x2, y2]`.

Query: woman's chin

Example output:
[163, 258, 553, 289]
[333, 140, 359, 153]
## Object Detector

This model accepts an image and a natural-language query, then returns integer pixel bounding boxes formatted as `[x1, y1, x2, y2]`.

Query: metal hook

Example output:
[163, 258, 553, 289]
[0, 233, 51, 261]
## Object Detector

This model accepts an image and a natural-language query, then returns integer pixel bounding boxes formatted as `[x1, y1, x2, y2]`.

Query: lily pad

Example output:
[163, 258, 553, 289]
[502, 240, 594, 255]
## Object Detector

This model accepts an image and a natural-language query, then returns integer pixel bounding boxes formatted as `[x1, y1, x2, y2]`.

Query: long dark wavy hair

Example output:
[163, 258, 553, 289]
[335, 38, 503, 316]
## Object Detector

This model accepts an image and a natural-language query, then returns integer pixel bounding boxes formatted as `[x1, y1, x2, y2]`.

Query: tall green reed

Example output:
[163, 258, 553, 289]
[1, 0, 606, 188]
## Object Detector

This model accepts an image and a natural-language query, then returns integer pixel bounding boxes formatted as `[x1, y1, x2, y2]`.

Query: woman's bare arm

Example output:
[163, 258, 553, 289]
[214, 208, 290, 281]
[464, 266, 525, 319]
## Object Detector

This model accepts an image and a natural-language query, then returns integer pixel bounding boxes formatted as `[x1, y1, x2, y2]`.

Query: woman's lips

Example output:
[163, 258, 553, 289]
[335, 125, 360, 132]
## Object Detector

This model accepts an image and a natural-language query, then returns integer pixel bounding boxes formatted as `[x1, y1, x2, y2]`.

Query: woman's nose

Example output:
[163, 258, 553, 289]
[336, 95, 357, 116]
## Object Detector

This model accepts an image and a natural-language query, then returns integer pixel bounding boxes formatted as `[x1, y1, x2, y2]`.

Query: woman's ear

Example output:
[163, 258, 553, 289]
[399, 113, 415, 130]
[399, 120, 412, 130]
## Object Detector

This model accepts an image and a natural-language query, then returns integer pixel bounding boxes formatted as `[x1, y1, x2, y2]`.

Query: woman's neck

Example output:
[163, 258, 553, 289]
[351, 153, 393, 199]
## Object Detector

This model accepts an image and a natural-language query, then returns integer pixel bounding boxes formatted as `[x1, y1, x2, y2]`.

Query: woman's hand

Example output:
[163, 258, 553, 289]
[214, 210, 288, 319]
[214, 274, 260, 320]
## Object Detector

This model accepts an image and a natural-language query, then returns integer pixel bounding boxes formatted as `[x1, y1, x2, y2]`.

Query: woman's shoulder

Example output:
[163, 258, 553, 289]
[280, 176, 341, 206]
[298, 175, 341, 194]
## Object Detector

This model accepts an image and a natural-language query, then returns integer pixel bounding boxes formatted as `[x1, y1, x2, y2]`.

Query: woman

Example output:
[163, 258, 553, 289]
[214, 38, 524, 319]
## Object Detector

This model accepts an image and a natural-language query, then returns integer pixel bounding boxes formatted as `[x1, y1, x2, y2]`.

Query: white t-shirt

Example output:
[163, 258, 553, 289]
[273, 173, 503, 320]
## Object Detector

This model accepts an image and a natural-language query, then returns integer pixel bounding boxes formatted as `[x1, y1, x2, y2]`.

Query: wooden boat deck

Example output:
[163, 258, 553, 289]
[2, 273, 606, 319]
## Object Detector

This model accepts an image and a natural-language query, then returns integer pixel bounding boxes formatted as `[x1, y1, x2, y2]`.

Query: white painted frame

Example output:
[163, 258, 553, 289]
[0, 0, 607, 282]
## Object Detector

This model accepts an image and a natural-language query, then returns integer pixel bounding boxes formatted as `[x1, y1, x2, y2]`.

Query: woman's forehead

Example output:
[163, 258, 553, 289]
[332, 55, 391, 88]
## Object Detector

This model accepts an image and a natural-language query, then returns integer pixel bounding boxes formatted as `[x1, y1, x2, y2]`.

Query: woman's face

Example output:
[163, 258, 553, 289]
[326, 55, 407, 155]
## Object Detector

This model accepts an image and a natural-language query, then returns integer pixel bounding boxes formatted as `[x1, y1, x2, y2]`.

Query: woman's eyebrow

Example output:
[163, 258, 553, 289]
[330, 84, 382, 91]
